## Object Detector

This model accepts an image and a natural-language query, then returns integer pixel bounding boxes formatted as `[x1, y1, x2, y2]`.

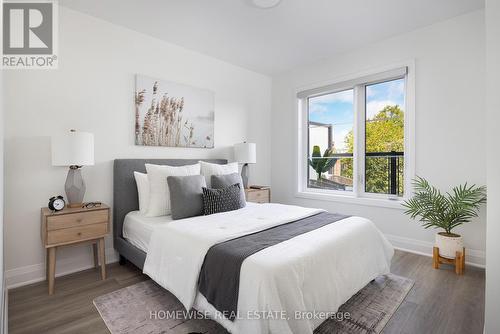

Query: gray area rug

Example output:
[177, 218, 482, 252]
[94, 274, 413, 334]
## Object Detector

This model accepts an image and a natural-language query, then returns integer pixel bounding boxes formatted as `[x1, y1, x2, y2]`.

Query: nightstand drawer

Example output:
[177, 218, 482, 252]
[47, 210, 108, 231]
[245, 189, 270, 203]
[47, 223, 108, 245]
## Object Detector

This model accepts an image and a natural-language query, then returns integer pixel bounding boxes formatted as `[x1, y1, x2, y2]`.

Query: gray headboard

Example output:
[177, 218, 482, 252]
[113, 159, 227, 245]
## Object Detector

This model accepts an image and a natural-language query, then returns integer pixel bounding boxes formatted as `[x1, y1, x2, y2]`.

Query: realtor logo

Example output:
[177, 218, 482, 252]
[2, 0, 58, 69]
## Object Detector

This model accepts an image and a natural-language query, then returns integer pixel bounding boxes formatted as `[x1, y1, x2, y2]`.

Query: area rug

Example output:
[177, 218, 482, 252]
[93, 274, 413, 334]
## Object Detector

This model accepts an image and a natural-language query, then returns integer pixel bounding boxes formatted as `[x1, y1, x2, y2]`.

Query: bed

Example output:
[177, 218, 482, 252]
[113, 159, 227, 269]
[113, 159, 394, 334]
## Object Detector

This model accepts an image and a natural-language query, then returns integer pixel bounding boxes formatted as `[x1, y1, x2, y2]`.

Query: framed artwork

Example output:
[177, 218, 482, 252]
[135, 74, 214, 148]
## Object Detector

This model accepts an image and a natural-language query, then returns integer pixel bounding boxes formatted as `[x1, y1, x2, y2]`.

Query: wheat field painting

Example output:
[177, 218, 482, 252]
[135, 75, 215, 148]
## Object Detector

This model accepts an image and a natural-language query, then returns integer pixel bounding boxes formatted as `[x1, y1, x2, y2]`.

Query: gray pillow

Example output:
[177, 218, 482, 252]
[202, 184, 243, 215]
[167, 175, 207, 220]
[211, 173, 246, 208]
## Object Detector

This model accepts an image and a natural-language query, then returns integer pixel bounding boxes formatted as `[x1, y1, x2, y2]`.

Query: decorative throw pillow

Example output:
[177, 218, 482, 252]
[211, 173, 246, 208]
[167, 175, 206, 220]
[199, 161, 238, 187]
[134, 172, 150, 214]
[145, 163, 200, 217]
[202, 184, 243, 215]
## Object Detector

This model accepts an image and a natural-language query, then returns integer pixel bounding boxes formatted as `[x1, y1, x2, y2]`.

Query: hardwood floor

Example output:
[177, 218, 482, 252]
[8, 250, 485, 334]
[384, 251, 485, 334]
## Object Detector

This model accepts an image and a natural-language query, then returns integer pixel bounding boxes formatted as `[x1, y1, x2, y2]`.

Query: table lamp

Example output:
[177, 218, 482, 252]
[51, 130, 94, 208]
[234, 142, 256, 189]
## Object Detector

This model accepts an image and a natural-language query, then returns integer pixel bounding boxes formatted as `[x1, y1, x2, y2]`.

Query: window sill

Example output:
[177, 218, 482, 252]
[295, 190, 406, 210]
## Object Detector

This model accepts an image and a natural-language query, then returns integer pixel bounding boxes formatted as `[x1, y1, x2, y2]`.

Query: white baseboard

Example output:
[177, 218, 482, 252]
[5, 248, 118, 290]
[385, 233, 485, 268]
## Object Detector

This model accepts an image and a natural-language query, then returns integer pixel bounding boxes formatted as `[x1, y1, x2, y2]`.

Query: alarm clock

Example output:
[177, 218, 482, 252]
[48, 196, 66, 212]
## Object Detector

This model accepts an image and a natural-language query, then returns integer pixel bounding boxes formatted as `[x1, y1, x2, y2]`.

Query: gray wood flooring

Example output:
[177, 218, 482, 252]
[8, 250, 485, 334]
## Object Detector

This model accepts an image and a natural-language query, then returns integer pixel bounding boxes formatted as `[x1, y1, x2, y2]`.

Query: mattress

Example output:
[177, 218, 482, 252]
[123, 204, 259, 252]
[122, 211, 173, 252]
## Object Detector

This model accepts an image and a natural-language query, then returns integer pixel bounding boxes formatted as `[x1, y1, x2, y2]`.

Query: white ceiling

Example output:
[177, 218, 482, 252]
[60, 0, 484, 75]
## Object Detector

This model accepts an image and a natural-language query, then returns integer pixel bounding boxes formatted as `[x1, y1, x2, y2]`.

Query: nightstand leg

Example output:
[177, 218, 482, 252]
[48, 247, 56, 295]
[98, 238, 106, 280]
[46, 248, 49, 282]
[92, 242, 99, 268]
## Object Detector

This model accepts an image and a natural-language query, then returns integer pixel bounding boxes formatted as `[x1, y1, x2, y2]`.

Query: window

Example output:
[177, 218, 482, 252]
[364, 79, 405, 196]
[308, 89, 354, 192]
[298, 66, 413, 203]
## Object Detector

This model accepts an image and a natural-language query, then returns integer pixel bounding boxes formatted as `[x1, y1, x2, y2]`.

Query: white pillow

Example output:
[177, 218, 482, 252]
[145, 163, 201, 217]
[199, 161, 239, 187]
[134, 172, 150, 214]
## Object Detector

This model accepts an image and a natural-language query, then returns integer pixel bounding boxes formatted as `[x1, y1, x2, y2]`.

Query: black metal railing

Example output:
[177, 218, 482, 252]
[365, 151, 404, 196]
[308, 151, 404, 195]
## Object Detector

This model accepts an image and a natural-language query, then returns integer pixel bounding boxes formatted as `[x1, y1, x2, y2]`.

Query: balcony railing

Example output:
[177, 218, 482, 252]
[365, 151, 404, 196]
[308, 151, 404, 196]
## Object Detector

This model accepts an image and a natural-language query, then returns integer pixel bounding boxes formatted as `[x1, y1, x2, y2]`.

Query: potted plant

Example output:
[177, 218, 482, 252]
[402, 176, 486, 259]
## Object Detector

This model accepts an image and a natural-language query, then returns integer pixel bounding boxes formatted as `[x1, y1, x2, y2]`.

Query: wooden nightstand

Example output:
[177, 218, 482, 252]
[41, 204, 110, 295]
[244, 187, 271, 203]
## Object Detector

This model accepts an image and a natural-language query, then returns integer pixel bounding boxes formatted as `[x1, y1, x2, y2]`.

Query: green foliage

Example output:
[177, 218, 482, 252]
[308, 145, 338, 181]
[364, 105, 404, 152]
[343, 105, 405, 194]
[402, 176, 486, 234]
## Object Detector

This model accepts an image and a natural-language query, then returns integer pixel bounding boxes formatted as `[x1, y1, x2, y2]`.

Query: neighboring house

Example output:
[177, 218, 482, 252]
[308, 121, 333, 155]
[308, 121, 333, 180]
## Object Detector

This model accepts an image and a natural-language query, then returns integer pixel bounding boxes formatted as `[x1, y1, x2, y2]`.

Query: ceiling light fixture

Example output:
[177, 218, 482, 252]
[252, 0, 282, 9]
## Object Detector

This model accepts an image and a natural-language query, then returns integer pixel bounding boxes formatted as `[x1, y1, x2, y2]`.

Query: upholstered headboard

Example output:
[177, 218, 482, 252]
[113, 159, 227, 245]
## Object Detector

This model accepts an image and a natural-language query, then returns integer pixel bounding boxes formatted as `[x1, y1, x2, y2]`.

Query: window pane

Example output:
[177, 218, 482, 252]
[308, 89, 354, 191]
[365, 78, 405, 196]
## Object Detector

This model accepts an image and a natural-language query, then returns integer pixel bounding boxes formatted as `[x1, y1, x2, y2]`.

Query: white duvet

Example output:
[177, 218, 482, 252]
[143, 203, 394, 334]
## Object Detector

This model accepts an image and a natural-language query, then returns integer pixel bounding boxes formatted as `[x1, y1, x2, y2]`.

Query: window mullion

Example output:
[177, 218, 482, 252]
[353, 85, 366, 197]
[300, 98, 309, 193]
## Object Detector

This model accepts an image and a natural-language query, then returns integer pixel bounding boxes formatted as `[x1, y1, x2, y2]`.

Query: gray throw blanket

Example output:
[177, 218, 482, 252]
[198, 211, 350, 320]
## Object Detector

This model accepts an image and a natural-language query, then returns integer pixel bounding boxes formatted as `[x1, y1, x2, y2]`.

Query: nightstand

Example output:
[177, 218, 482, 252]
[244, 187, 271, 203]
[41, 204, 110, 295]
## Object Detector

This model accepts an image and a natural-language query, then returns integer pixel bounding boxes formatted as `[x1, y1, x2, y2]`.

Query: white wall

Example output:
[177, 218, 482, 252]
[3, 7, 271, 287]
[272, 10, 486, 265]
[485, 0, 500, 332]
[0, 43, 5, 333]
[0, 3, 5, 328]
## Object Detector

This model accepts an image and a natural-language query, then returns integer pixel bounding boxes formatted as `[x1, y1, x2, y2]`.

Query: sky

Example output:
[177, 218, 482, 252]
[309, 78, 405, 152]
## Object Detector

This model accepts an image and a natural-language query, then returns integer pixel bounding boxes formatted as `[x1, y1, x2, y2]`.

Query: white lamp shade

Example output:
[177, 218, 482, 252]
[234, 142, 256, 164]
[51, 131, 95, 166]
